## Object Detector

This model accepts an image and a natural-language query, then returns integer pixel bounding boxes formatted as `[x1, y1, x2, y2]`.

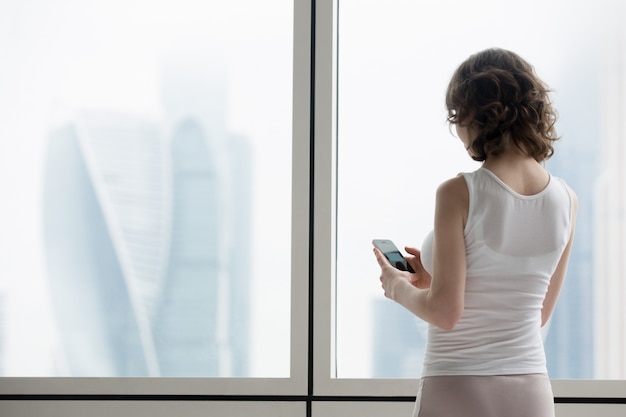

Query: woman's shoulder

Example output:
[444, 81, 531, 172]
[438, 171, 474, 193]
[436, 174, 469, 208]
[551, 175, 579, 218]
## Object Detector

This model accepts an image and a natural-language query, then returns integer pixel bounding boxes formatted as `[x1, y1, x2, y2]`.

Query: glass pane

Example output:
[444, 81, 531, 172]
[337, 0, 625, 379]
[0, 0, 292, 377]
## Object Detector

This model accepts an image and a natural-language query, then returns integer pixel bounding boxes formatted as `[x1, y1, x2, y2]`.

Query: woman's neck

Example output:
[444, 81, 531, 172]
[482, 146, 539, 171]
[481, 148, 549, 196]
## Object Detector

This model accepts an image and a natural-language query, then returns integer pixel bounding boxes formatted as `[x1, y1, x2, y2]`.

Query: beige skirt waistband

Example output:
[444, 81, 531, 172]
[413, 374, 554, 417]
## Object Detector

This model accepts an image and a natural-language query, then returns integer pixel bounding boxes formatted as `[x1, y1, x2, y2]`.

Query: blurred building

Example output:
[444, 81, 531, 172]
[593, 20, 626, 379]
[43, 115, 161, 375]
[43, 93, 252, 376]
[371, 298, 426, 378]
[543, 54, 599, 380]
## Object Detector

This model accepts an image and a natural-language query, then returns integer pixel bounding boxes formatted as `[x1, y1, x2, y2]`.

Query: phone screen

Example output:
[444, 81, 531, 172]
[385, 250, 410, 271]
[372, 239, 414, 273]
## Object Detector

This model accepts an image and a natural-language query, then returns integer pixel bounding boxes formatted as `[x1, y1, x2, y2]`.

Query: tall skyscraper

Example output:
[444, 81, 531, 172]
[156, 57, 253, 377]
[543, 53, 600, 379]
[44, 116, 162, 376]
[153, 118, 225, 376]
[44, 101, 252, 376]
[222, 133, 252, 377]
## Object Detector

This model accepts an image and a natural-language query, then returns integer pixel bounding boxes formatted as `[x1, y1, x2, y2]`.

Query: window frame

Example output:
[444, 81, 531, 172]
[0, 0, 625, 409]
[311, 0, 626, 401]
[0, 0, 311, 398]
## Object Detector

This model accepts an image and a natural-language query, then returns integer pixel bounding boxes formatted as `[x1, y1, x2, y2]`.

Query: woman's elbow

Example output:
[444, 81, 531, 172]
[434, 305, 463, 331]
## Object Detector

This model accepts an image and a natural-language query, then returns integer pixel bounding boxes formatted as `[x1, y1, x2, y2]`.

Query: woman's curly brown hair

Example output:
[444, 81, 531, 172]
[445, 48, 559, 162]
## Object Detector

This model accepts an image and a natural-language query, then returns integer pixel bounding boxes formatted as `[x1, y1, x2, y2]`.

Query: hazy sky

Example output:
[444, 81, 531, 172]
[0, 0, 293, 376]
[335, 0, 623, 377]
[0, 0, 623, 378]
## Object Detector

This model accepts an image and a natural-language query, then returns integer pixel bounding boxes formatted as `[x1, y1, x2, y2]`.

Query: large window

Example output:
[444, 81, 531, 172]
[0, 0, 293, 378]
[1, 1, 626, 416]
[336, 0, 626, 380]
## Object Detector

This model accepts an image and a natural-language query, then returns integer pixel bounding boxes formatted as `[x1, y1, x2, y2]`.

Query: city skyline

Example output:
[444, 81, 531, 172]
[0, 0, 294, 378]
[40, 102, 252, 376]
[1, 0, 623, 381]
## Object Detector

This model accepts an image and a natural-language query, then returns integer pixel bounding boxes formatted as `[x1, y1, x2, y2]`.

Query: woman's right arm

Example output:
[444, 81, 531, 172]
[376, 176, 468, 331]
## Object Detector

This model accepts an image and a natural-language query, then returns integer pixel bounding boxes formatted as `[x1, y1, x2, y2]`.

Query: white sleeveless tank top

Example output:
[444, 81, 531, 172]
[420, 167, 573, 376]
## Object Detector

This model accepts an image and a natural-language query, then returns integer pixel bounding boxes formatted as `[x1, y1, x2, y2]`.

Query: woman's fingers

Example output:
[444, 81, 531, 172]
[405, 246, 421, 256]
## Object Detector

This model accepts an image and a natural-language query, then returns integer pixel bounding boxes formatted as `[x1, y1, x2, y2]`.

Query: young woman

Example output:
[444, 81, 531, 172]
[374, 48, 578, 417]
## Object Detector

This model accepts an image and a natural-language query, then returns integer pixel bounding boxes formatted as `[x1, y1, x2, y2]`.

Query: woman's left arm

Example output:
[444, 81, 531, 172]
[541, 187, 578, 326]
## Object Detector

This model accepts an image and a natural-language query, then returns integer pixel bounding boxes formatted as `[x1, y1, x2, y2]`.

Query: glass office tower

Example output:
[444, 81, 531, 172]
[43, 100, 252, 377]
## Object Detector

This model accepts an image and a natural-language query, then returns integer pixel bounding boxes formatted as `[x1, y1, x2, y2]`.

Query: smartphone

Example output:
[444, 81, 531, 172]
[372, 239, 415, 273]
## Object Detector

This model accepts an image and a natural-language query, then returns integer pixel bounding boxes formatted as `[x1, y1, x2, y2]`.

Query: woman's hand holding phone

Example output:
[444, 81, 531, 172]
[372, 240, 433, 302]
[403, 246, 432, 289]
[373, 247, 415, 301]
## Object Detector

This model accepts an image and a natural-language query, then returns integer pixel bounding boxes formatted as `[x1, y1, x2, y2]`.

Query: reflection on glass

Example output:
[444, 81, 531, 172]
[0, 0, 292, 377]
[337, 0, 625, 379]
